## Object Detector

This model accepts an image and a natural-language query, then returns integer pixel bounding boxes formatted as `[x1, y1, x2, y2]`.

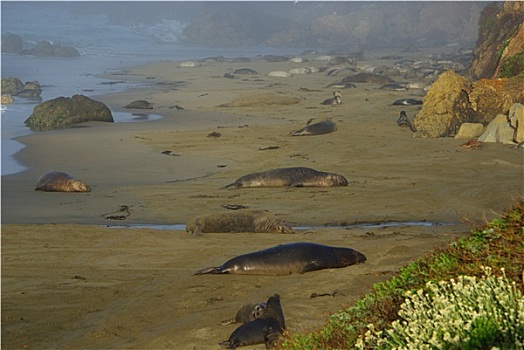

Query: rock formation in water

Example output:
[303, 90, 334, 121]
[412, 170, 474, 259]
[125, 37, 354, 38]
[25, 94, 114, 131]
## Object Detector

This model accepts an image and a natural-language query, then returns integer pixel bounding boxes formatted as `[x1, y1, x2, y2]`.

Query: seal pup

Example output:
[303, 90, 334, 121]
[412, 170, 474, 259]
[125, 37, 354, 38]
[185, 209, 295, 235]
[219, 302, 267, 326]
[321, 91, 341, 105]
[193, 242, 367, 276]
[219, 294, 286, 349]
[289, 118, 337, 136]
[397, 111, 417, 132]
[222, 167, 348, 189]
[35, 171, 90, 192]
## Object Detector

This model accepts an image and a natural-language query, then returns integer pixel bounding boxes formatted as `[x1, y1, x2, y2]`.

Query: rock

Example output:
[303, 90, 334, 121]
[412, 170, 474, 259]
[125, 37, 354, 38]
[508, 103, 524, 143]
[478, 114, 515, 144]
[124, 100, 154, 109]
[1, 94, 14, 105]
[414, 71, 524, 138]
[21, 40, 81, 57]
[13, 81, 42, 98]
[1, 33, 23, 54]
[25, 94, 114, 131]
[455, 123, 485, 139]
[413, 71, 476, 138]
[1, 77, 23, 94]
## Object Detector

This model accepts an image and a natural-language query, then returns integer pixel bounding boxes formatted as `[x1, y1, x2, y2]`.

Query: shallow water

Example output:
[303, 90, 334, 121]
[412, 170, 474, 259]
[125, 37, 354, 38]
[1, 2, 296, 176]
[104, 221, 453, 232]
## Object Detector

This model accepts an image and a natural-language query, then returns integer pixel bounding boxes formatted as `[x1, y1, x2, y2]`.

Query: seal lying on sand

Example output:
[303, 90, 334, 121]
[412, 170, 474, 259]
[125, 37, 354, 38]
[321, 91, 341, 105]
[397, 111, 417, 132]
[222, 167, 348, 189]
[35, 171, 91, 192]
[193, 242, 367, 276]
[393, 98, 422, 106]
[219, 302, 267, 326]
[185, 210, 295, 235]
[219, 294, 286, 349]
[289, 118, 337, 136]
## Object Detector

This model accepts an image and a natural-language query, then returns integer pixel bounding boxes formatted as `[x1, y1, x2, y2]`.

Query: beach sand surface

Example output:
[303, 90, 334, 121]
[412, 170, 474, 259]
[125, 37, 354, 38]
[2, 51, 523, 349]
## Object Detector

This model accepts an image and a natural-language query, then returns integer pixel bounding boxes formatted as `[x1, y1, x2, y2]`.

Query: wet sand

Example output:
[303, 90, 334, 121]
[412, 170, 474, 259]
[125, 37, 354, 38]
[2, 49, 523, 349]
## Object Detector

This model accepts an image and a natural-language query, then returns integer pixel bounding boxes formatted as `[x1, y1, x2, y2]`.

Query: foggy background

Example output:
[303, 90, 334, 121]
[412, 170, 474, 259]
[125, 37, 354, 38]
[3, 1, 487, 52]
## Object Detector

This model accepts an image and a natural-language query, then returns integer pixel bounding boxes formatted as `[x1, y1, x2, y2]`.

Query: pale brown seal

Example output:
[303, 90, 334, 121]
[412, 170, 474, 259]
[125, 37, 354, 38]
[193, 242, 367, 276]
[222, 167, 348, 189]
[289, 118, 337, 136]
[185, 210, 295, 235]
[219, 294, 285, 349]
[35, 171, 90, 192]
[219, 302, 267, 326]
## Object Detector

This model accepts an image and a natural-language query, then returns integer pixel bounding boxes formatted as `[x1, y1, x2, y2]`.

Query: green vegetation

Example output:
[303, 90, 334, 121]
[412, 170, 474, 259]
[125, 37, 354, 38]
[279, 201, 524, 349]
[499, 52, 524, 78]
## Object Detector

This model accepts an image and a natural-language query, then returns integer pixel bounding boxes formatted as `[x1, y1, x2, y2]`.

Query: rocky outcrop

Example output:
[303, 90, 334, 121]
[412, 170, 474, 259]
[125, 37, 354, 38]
[25, 41, 81, 58]
[1, 94, 14, 105]
[478, 114, 515, 144]
[1, 77, 24, 94]
[413, 70, 524, 138]
[470, 2, 524, 79]
[25, 95, 114, 131]
[509, 103, 524, 143]
[1, 33, 23, 54]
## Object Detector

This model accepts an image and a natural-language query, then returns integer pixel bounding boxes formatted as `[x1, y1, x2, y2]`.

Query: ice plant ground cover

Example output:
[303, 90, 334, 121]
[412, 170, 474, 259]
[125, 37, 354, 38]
[278, 201, 524, 349]
[355, 267, 523, 349]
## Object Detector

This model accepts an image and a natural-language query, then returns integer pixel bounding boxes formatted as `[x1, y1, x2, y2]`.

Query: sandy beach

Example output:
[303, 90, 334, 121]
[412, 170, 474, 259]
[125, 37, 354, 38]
[2, 49, 523, 349]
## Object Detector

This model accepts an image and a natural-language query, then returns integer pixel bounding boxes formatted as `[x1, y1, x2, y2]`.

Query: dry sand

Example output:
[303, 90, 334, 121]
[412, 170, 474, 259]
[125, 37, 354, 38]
[2, 49, 523, 349]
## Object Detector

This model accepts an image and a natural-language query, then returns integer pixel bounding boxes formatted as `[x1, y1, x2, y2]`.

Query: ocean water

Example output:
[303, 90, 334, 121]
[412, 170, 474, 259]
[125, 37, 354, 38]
[1, 2, 295, 175]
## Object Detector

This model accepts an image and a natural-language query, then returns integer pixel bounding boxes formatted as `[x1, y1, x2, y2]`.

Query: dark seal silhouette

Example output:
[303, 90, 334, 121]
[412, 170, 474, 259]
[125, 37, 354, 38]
[193, 242, 367, 276]
[222, 167, 348, 189]
[219, 294, 286, 349]
[289, 118, 337, 136]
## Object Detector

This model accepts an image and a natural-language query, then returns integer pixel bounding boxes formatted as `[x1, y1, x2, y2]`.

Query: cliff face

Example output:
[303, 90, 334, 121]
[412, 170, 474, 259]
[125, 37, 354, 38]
[470, 1, 524, 79]
[181, 2, 484, 49]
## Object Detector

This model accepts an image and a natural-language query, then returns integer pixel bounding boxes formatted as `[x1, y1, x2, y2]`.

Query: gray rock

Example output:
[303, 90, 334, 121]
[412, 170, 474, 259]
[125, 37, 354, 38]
[478, 114, 515, 144]
[25, 94, 113, 131]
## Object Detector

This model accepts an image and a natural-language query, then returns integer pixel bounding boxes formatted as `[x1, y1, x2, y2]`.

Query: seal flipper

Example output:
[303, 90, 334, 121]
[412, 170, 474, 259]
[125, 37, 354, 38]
[193, 266, 226, 275]
[221, 182, 241, 190]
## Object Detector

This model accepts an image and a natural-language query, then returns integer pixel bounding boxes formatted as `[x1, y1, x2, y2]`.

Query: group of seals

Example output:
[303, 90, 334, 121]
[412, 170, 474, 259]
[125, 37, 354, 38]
[289, 118, 337, 136]
[35, 171, 90, 192]
[219, 294, 286, 349]
[193, 242, 367, 276]
[185, 209, 295, 235]
[222, 167, 348, 189]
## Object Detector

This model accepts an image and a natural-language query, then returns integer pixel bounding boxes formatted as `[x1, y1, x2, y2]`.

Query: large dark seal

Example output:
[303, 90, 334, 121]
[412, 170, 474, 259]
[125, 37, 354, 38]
[289, 118, 337, 136]
[222, 167, 348, 189]
[219, 294, 286, 349]
[35, 171, 90, 192]
[185, 210, 295, 235]
[321, 91, 341, 105]
[193, 242, 367, 276]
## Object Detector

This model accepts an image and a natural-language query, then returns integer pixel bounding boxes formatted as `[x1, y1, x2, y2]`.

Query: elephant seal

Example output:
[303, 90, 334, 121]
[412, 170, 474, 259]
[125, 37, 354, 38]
[392, 98, 422, 106]
[185, 209, 295, 235]
[222, 167, 348, 189]
[233, 68, 257, 75]
[35, 171, 90, 192]
[193, 242, 367, 276]
[219, 294, 286, 349]
[124, 100, 153, 109]
[219, 302, 267, 326]
[397, 111, 417, 132]
[289, 118, 337, 136]
[321, 91, 341, 105]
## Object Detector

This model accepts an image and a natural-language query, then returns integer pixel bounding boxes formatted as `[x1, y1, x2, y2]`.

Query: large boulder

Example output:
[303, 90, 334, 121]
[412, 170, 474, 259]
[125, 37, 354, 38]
[414, 70, 524, 138]
[25, 94, 114, 131]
